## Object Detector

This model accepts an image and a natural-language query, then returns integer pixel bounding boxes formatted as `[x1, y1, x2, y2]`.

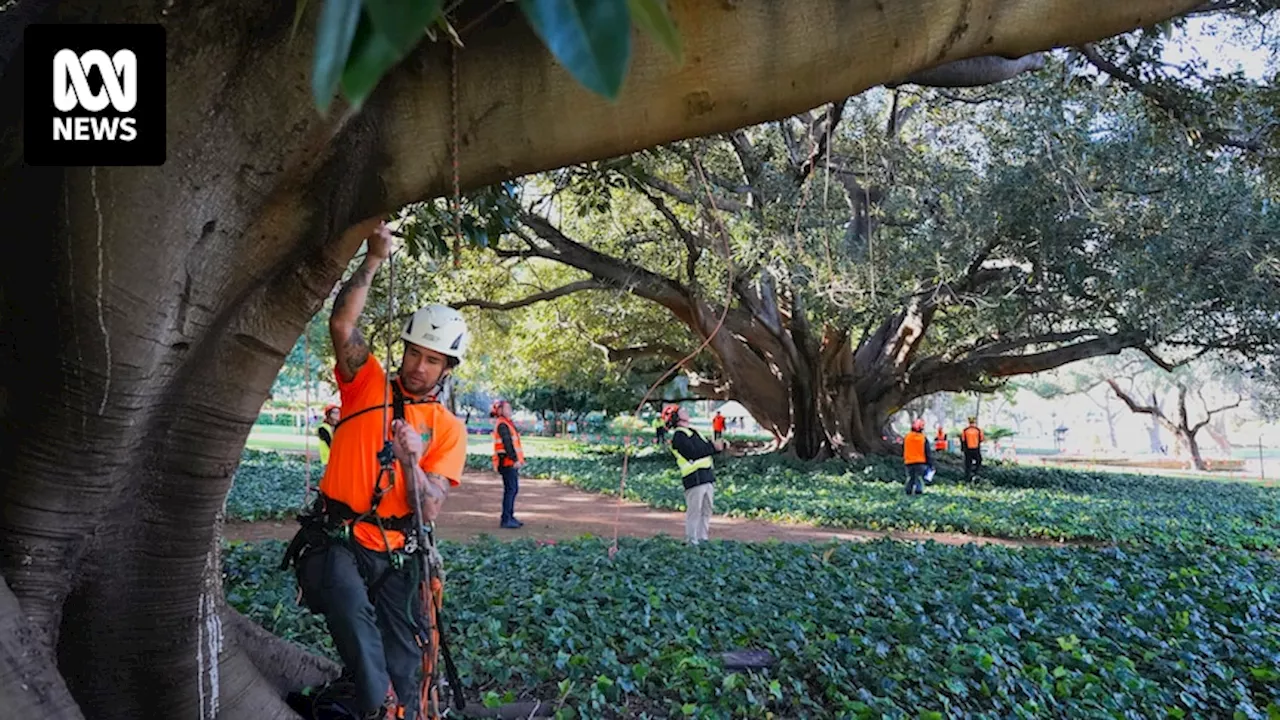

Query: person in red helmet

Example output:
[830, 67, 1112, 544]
[490, 399, 525, 529]
[317, 403, 340, 465]
[662, 404, 724, 545]
[902, 418, 934, 495]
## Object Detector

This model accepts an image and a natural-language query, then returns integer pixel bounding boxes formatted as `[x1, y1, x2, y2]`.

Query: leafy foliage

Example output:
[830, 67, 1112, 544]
[226, 450, 312, 521]
[226, 536, 1280, 718]
[307, 0, 684, 111]
[521, 452, 1280, 549]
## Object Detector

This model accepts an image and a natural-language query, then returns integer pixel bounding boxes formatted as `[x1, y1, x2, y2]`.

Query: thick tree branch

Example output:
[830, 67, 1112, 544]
[452, 280, 608, 311]
[796, 100, 848, 182]
[887, 53, 1048, 88]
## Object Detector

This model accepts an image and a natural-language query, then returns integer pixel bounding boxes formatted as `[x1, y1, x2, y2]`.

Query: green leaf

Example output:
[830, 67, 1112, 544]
[626, 0, 681, 63]
[364, 0, 442, 55]
[518, 0, 632, 100]
[290, 0, 312, 45]
[312, 0, 364, 112]
[340, 13, 403, 110]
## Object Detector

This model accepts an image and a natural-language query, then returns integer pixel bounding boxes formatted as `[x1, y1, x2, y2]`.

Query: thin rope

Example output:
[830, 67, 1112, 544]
[451, 42, 462, 269]
[862, 130, 875, 301]
[608, 155, 735, 560]
[303, 324, 312, 508]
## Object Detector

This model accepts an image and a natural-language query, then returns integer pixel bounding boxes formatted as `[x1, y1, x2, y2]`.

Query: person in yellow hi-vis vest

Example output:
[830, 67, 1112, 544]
[490, 399, 525, 529]
[661, 404, 724, 545]
[961, 416, 985, 480]
[317, 404, 339, 465]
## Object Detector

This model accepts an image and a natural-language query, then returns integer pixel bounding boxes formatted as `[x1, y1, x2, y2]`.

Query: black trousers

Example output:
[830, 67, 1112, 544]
[905, 463, 926, 494]
[500, 466, 520, 523]
[963, 448, 983, 478]
[297, 540, 423, 718]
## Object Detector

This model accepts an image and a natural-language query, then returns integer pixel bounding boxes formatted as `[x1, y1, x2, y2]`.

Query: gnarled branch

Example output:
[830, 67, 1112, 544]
[452, 280, 609, 311]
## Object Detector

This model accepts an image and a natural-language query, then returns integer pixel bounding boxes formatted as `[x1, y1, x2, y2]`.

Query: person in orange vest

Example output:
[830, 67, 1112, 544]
[903, 418, 934, 495]
[934, 425, 948, 453]
[491, 399, 525, 529]
[961, 416, 985, 480]
[712, 411, 726, 442]
[283, 223, 469, 720]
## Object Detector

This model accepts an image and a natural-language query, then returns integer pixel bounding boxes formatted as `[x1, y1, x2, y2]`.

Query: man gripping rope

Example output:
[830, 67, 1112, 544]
[284, 222, 469, 720]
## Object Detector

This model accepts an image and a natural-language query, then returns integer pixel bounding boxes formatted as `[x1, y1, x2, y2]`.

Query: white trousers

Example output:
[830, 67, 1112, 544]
[683, 483, 714, 544]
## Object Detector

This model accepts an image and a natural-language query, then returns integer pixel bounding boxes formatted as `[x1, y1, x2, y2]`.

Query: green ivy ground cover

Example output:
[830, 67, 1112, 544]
[229, 447, 1280, 549]
[225, 536, 1280, 719]
[508, 452, 1280, 549]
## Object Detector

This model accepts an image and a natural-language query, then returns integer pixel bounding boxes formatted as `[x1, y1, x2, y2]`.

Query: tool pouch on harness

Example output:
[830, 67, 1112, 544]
[280, 497, 335, 573]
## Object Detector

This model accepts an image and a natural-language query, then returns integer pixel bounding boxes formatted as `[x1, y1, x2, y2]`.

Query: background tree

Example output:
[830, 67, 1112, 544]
[445, 50, 1280, 459]
[0, 0, 1235, 717]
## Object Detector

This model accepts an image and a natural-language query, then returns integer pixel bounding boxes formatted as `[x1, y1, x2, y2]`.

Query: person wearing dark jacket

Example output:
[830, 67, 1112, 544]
[662, 404, 723, 545]
[903, 418, 934, 495]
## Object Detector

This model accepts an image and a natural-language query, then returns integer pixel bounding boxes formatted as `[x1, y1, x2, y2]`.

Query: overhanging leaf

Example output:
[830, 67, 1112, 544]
[365, 0, 442, 56]
[312, 0, 364, 112]
[518, 0, 632, 100]
[340, 13, 403, 110]
[627, 0, 682, 64]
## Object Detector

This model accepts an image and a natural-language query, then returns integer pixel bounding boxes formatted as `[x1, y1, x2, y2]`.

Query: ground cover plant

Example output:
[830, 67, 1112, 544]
[229, 447, 1280, 549]
[225, 536, 1280, 719]
[514, 451, 1280, 549]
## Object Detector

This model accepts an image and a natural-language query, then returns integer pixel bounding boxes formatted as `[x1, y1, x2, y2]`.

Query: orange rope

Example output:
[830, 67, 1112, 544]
[609, 154, 735, 559]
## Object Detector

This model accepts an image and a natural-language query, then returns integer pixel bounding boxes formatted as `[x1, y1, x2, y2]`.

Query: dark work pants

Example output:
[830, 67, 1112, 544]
[297, 540, 422, 718]
[963, 448, 983, 478]
[500, 466, 520, 523]
[905, 463, 926, 495]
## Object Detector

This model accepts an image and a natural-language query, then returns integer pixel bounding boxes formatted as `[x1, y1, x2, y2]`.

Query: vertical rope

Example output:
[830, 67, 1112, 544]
[862, 131, 875, 301]
[451, 42, 462, 269]
[303, 325, 312, 508]
[609, 155, 735, 560]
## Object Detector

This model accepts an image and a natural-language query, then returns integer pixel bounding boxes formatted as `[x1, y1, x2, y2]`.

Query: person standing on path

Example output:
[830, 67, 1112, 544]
[317, 403, 340, 466]
[962, 416, 985, 480]
[663, 404, 723, 545]
[712, 411, 726, 443]
[490, 399, 525, 529]
[654, 415, 668, 444]
[903, 418, 934, 495]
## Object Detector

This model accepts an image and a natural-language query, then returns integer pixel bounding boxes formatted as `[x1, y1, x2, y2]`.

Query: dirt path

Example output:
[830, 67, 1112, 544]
[225, 470, 1093, 549]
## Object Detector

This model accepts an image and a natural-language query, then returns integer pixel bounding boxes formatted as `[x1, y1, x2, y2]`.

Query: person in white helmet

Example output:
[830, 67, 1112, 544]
[286, 221, 469, 720]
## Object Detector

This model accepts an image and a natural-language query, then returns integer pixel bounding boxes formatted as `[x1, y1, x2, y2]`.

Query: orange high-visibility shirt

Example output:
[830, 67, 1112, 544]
[319, 357, 465, 552]
[492, 416, 525, 470]
[903, 432, 928, 464]
[962, 426, 984, 449]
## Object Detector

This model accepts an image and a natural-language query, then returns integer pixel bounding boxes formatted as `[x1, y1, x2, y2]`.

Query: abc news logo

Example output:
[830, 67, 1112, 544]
[25, 24, 165, 166]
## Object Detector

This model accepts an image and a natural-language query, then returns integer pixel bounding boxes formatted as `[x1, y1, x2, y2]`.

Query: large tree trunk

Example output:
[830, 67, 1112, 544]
[0, 0, 1205, 716]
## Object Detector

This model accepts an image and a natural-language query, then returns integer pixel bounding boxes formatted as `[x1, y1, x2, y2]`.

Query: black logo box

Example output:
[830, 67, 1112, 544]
[24, 24, 166, 167]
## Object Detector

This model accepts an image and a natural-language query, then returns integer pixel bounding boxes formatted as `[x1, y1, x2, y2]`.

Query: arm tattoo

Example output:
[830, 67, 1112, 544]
[343, 326, 370, 372]
[332, 262, 376, 315]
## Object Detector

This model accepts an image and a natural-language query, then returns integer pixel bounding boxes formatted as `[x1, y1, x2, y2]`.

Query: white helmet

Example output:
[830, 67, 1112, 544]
[402, 304, 470, 364]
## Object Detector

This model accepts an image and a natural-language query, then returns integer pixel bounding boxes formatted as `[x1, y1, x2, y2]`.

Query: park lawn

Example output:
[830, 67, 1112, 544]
[499, 451, 1280, 550]
[227, 446, 1280, 549]
[225, 536, 1280, 720]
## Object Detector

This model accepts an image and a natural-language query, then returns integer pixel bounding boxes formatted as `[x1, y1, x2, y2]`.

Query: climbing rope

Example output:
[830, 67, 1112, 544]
[609, 153, 736, 559]
[451, 41, 462, 269]
[303, 326, 313, 508]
